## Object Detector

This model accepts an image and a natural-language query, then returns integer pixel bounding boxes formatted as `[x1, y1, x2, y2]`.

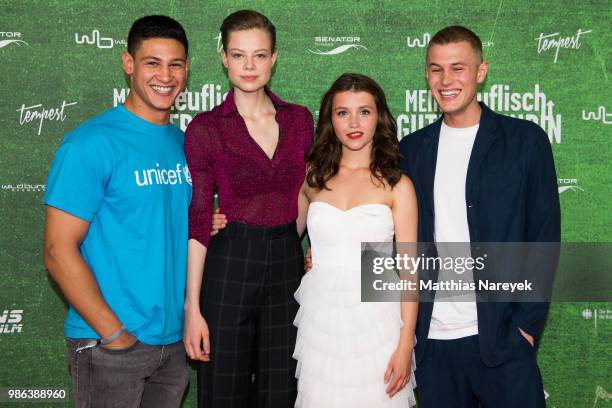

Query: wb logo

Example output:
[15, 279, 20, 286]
[0, 309, 23, 334]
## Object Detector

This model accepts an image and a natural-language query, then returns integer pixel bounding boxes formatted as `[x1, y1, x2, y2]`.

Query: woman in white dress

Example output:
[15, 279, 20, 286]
[294, 73, 418, 407]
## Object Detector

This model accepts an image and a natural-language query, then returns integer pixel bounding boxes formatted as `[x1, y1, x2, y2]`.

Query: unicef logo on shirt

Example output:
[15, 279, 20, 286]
[183, 164, 192, 184]
[134, 163, 192, 187]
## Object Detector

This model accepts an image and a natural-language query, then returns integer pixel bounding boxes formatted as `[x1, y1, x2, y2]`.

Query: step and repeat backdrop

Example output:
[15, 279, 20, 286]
[1, 0, 610, 406]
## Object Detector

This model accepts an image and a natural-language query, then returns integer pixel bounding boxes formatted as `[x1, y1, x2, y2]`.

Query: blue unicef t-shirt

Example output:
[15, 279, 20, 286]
[43, 105, 192, 345]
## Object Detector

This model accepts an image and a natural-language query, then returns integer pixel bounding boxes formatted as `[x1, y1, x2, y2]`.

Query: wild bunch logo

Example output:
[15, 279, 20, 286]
[0, 32, 28, 48]
[1, 183, 45, 192]
[308, 36, 366, 55]
[0, 309, 23, 334]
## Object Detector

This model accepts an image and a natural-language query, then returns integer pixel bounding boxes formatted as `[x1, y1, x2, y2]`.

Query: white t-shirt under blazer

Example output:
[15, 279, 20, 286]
[429, 121, 480, 340]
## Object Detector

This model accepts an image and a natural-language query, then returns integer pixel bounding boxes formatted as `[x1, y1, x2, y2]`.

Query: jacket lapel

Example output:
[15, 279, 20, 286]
[466, 103, 500, 196]
[420, 118, 442, 221]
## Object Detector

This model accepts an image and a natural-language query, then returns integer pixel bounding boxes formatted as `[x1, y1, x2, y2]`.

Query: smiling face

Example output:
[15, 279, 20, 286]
[122, 38, 188, 124]
[331, 91, 378, 152]
[426, 41, 488, 126]
[221, 28, 276, 93]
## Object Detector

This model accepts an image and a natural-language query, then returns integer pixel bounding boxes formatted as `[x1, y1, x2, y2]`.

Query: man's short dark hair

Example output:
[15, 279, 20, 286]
[427, 25, 483, 62]
[127, 15, 188, 56]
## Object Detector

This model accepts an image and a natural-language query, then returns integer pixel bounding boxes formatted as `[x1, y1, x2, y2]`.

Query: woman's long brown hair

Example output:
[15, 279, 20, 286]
[307, 73, 401, 190]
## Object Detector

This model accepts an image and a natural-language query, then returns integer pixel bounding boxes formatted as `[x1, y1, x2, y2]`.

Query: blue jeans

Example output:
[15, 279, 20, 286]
[66, 338, 188, 408]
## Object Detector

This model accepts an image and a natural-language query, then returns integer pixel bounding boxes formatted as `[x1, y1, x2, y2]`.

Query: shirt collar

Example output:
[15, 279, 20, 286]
[221, 86, 291, 117]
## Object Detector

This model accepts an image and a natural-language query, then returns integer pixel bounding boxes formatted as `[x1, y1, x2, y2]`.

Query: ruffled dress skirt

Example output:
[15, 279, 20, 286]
[293, 265, 416, 407]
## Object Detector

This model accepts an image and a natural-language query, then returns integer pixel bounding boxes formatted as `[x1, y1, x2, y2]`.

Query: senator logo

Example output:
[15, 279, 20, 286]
[0, 309, 23, 334]
[558, 178, 584, 194]
[582, 308, 593, 319]
[308, 36, 366, 55]
[0, 32, 28, 48]
[75, 29, 126, 49]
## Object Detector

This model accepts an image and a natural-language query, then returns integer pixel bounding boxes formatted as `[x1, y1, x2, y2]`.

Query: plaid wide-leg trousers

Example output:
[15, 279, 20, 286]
[197, 222, 303, 408]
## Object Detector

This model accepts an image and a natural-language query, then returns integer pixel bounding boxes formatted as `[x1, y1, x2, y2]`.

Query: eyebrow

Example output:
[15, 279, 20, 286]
[333, 105, 375, 110]
[428, 61, 467, 67]
[141, 56, 186, 62]
[228, 48, 270, 53]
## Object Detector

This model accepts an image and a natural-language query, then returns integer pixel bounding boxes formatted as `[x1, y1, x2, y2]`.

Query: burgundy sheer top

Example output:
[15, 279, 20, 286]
[185, 88, 313, 247]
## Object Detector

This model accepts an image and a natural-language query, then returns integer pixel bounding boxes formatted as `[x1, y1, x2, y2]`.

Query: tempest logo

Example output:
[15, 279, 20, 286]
[535, 28, 592, 63]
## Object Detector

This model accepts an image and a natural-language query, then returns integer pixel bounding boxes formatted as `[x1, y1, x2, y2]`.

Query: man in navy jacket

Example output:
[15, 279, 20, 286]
[400, 26, 560, 407]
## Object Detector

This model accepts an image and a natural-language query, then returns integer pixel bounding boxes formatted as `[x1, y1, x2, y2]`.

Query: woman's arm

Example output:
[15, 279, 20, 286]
[297, 107, 314, 238]
[183, 117, 216, 362]
[296, 178, 310, 237]
[384, 175, 419, 397]
[184, 239, 210, 361]
[393, 175, 419, 346]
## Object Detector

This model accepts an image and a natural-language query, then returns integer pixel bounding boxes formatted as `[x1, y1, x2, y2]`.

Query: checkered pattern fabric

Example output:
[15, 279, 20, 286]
[197, 222, 303, 408]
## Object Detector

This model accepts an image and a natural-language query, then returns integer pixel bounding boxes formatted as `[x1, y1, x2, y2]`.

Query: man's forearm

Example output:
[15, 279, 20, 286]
[44, 243, 124, 339]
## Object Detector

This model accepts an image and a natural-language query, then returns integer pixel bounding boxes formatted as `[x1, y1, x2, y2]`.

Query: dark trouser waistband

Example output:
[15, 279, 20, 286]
[217, 221, 297, 240]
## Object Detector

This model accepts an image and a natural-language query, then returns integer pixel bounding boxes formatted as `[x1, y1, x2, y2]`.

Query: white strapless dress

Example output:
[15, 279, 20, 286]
[293, 202, 416, 407]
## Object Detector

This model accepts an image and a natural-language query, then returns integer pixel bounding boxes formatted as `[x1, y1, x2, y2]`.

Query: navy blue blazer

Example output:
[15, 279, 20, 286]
[399, 102, 561, 367]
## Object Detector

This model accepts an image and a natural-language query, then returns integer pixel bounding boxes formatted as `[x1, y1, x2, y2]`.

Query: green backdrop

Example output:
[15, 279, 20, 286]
[1, 0, 610, 406]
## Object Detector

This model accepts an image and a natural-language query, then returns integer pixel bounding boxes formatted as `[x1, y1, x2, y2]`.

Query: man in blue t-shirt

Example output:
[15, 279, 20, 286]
[43, 16, 191, 408]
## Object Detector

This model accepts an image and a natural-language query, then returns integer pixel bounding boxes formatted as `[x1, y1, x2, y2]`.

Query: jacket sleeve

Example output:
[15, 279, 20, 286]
[511, 125, 561, 339]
